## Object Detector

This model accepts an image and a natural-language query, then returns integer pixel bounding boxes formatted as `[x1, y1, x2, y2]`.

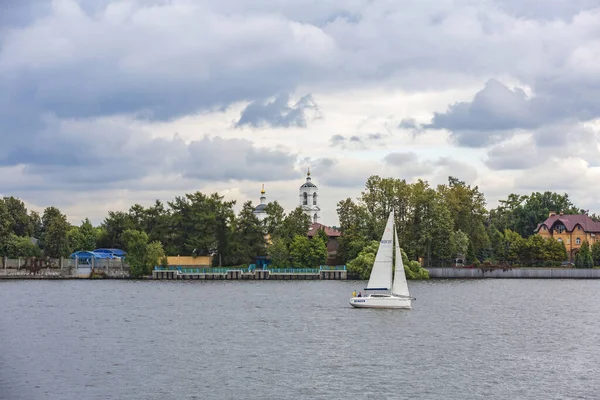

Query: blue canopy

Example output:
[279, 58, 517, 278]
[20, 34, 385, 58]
[69, 251, 115, 260]
[93, 248, 127, 257]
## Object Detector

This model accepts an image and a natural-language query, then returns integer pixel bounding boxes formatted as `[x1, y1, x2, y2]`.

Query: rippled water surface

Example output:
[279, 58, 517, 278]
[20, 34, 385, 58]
[2, 279, 600, 399]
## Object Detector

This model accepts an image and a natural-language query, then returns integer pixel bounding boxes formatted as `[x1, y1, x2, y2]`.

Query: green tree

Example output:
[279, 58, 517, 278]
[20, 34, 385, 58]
[263, 201, 285, 237]
[591, 241, 600, 266]
[167, 192, 235, 265]
[267, 238, 290, 268]
[0, 201, 10, 255]
[146, 241, 166, 273]
[346, 240, 379, 279]
[489, 191, 580, 238]
[2, 197, 31, 237]
[575, 241, 594, 269]
[97, 211, 134, 249]
[438, 177, 489, 255]
[29, 211, 43, 239]
[545, 238, 567, 264]
[289, 234, 327, 268]
[122, 229, 165, 277]
[228, 201, 266, 265]
[68, 218, 98, 253]
[336, 198, 371, 263]
[41, 207, 70, 258]
[280, 207, 311, 245]
[4, 234, 42, 258]
[466, 240, 477, 264]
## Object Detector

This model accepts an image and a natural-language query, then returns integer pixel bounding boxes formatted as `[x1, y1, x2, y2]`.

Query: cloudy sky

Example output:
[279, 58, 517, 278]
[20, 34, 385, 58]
[1, 0, 600, 226]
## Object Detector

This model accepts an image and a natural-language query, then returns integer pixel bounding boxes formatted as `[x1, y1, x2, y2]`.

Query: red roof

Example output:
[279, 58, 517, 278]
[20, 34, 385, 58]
[536, 214, 600, 233]
[307, 222, 341, 237]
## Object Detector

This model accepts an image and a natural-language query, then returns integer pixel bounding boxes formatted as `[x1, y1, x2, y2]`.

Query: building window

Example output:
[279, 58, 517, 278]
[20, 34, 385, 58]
[557, 238, 563, 243]
[313, 213, 318, 223]
[576, 238, 581, 245]
[313, 192, 317, 205]
[303, 192, 308, 205]
[555, 223, 566, 234]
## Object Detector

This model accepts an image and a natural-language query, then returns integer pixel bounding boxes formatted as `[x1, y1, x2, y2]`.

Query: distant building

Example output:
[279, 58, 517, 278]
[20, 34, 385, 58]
[299, 168, 320, 223]
[307, 222, 342, 265]
[535, 211, 600, 260]
[253, 184, 269, 222]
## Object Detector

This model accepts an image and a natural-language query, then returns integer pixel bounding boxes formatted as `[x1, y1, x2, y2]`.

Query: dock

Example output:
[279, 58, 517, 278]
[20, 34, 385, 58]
[152, 266, 347, 280]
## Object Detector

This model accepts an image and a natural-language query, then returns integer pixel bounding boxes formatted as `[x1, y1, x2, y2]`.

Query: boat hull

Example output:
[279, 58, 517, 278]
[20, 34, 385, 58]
[349, 295, 412, 309]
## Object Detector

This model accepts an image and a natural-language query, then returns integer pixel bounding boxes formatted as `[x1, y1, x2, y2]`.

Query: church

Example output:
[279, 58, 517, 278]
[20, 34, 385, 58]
[252, 169, 321, 223]
[251, 169, 341, 266]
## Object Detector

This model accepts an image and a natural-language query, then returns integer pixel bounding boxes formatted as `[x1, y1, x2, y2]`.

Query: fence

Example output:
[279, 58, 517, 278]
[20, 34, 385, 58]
[427, 267, 600, 279]
[1, 257, 129, 278]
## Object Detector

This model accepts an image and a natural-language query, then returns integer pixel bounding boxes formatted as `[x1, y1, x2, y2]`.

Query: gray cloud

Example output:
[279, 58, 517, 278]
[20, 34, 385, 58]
[419, 75, 600, 147]
[383, 152, 420, 167]
[484, 140, 540, 171]
[383, 152, 436, 179]
[0, 115, 299, 192]
[329, 132, 386, 149]
[185, 137, 299, 181]
[425, 80, 537, 132]
[235, 94, 318, 128]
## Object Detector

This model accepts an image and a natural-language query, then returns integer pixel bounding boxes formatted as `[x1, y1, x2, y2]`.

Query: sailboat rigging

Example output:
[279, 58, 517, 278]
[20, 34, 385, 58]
[349, 210, 414, 309]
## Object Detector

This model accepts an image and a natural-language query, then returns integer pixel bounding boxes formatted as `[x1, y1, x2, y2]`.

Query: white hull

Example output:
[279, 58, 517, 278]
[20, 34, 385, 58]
[349, 295, 412, 309]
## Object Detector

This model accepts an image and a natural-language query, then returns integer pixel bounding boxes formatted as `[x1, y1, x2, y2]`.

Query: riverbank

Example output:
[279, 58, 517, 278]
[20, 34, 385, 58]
[427, 267, 600, 279]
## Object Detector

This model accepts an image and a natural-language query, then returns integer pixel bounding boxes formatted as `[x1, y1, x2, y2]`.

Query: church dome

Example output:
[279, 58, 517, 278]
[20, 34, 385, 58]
[300, 181, 317, 188]
[300, 168, 317, 188]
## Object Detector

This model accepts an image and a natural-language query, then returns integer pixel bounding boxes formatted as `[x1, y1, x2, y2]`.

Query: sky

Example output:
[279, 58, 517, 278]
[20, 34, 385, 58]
[1, 0, 600, 227]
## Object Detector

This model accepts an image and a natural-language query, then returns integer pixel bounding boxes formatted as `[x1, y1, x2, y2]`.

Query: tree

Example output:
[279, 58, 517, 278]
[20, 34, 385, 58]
[502, 229, 526, 264]
[489, 191, 580, 238]
[228, 201, 266, 265]
[2, 197, 31, 237]
[289, 234, 327, 268]
[347, 240, 379, 279]
[437, 176, 488, 254]
[263, 201, 285, 237]
[336, 198, 372, 263]
[267, 238, 290, 268]
[4, 234, 42, 258]
[591, 241, 600, 266]
[466, 240, 477, 265]
[575, 241, 594, 269]
[41, 207, 70, 258]
[68, 218, 98, 253]
[97, 211, 134, 249]
[280, 207, 311, 245]
[122, 229, 166, 277]
[545, 237, 567, 264]
[168, 192, 235, 265]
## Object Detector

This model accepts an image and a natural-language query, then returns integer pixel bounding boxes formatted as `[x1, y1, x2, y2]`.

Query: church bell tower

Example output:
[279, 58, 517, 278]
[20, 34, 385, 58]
[299, 168, 320, 223]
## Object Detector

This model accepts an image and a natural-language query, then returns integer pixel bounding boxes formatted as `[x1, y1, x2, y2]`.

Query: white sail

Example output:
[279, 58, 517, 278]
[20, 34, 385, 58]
[392, 226, 410, 297]
[366, 210, 394, 291]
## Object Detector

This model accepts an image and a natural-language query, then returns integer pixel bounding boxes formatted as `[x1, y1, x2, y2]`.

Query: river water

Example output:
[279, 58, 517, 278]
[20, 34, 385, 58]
[1, 279, 599, 400]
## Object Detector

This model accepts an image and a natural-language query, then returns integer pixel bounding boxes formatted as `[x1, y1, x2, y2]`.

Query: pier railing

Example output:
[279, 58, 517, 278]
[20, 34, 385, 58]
[154, 265, 347, 274]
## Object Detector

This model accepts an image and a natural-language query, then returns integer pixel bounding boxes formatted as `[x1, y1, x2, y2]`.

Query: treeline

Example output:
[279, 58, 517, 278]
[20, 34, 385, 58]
[336, 176, 595, 268]
[1, 174, 597, 272]
[0, 193, 326, 272]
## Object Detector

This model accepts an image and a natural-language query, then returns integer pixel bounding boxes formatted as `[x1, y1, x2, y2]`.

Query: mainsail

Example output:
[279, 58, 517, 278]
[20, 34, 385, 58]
[391, 226, 410, 297]
[366, 210, 394, 290]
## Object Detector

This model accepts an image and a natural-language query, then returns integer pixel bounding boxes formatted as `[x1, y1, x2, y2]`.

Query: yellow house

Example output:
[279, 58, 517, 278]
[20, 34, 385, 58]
[535, 212, 600, 260]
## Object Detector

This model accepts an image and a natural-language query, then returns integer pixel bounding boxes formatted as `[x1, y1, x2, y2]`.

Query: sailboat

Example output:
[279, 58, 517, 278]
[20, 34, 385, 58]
[349, 210, 414, 309]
